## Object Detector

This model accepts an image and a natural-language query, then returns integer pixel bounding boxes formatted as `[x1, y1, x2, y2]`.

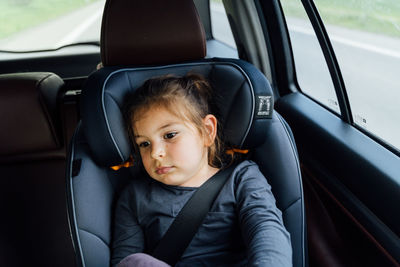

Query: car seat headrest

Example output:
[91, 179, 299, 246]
[81, 60, 274, 167]
[101, 0, 206, 66]
[0, 72, 63, 156]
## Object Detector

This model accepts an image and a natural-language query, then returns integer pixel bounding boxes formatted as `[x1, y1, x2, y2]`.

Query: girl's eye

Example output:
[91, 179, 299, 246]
[138, 141, 150, 148]
[164, 132, 177, 139]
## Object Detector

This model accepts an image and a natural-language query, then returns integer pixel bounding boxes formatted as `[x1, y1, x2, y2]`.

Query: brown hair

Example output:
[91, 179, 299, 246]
[125, 73, 224, 168]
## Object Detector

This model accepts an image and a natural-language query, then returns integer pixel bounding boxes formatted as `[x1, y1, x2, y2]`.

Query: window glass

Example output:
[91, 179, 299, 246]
[313, 0, 400, 150]
[0, 0, 103, 52]
[280, 0, 341, 114]
[210, 0, 236, 49]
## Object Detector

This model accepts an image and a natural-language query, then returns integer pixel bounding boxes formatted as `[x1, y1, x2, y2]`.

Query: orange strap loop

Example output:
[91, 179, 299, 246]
[111, 149, 249, 170]
[111, 156, 134, 171]
[225, 148, 249, 156]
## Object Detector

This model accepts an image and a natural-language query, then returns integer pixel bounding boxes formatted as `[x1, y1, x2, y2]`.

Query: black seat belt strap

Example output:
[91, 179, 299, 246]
[152, 164, 236, 266]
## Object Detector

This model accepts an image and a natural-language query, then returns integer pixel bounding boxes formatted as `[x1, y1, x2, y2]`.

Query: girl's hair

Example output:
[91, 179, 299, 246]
[124, 73, 224, 168]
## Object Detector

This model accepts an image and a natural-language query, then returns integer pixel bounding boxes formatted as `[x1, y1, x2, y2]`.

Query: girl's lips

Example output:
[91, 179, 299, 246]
[156, 166, 173, 175]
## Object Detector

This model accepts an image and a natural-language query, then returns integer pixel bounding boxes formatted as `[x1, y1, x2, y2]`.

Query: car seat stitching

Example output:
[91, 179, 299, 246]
[78, 228, 109, 247]
[101, 74, 125, 163]
[284, 197, 301, 211]
[125, 71, 134, 92]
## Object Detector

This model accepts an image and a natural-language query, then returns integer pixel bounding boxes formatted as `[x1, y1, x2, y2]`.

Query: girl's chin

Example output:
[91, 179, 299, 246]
[157, 176, 194, 187]
[152, 174, 180, 185]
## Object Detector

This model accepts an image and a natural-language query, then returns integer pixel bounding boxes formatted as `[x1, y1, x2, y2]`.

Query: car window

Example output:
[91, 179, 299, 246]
[0, 0, 103, 51]
[313, 0, 400, 151]
[280, 0, 340, 114]
[210, 0, 236, 49]
[281, 0, 400, 151]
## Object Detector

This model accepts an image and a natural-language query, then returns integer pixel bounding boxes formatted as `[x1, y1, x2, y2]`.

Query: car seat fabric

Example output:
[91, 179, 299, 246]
[0, 72, 76, 267]
[66, 0, 306, 266]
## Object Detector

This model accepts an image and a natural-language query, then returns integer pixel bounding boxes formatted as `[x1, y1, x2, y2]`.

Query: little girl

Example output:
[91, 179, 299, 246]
[112, 73, 292, 266]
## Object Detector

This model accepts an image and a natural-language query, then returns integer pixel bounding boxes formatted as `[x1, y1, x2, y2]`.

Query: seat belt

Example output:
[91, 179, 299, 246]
[151, 163, 236, 266]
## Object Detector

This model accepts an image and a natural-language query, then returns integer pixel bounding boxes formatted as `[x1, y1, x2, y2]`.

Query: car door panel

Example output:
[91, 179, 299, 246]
[276, 92, 400, 266]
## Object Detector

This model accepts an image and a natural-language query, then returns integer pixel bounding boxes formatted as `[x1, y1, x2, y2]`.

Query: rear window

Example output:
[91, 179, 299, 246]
[0, 0, 103, 52]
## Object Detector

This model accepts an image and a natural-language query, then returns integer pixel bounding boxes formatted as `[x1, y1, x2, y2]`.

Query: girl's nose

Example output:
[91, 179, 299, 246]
[151, 143, 165, 159]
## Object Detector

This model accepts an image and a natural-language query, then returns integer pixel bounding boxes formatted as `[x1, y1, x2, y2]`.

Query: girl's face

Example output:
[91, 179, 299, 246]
[133, 105, 218, 187]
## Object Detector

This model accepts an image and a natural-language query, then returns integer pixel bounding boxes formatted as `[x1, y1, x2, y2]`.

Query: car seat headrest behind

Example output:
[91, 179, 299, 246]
[101, 0, 207, 66]
[0, 72, 64, 157]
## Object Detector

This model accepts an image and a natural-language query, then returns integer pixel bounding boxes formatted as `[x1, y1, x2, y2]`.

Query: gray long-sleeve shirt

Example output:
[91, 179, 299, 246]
[112, 160, 292, 266]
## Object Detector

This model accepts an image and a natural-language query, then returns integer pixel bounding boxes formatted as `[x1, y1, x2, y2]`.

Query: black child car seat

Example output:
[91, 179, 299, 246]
[66, 0, 306, 266]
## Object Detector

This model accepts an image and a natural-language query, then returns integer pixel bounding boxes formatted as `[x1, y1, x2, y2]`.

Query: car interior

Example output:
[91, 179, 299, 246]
[0, 0, 399, 266]
[0, 72, 76, 267]
[66, 0, 304, 266]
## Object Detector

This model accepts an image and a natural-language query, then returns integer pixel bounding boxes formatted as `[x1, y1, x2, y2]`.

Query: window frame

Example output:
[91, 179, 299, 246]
[299, 0, 352, 122]
[258, 0, 400, 156]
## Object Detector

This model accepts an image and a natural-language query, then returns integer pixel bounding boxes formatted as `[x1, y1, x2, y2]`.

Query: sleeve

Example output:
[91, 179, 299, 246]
[111, 185, 145, 267]
[235, 164, 292, 267]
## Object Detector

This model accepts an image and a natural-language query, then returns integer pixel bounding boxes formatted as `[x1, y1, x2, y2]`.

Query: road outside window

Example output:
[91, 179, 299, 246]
[282, 0, 400, 151]
[0, 0, 103, 51]
[280, 0, 341, 114]
[314, 0, 400, 151]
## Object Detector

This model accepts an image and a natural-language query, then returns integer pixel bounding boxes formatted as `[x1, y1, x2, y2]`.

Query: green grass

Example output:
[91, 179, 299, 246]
[0, 0, 99, 39]
[282, 0, 400, 38]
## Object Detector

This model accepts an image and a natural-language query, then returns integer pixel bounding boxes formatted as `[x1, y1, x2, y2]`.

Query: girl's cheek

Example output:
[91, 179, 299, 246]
[142, 157, 151, 173]
[140, 151, 150, 165]
[175, 144, 192, 161]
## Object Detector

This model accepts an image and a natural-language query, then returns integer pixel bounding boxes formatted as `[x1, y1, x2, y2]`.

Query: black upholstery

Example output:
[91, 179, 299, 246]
[67, 0, 306, 266]
[0, 72, 76, 267]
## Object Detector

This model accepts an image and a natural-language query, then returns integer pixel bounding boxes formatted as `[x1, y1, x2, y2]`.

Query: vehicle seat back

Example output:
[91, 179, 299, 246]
[67, 0, 306, 266]
[0, 72, 76, 267]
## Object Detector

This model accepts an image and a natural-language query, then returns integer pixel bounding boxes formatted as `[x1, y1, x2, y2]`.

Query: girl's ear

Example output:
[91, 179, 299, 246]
[203, 114, 217, 147]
